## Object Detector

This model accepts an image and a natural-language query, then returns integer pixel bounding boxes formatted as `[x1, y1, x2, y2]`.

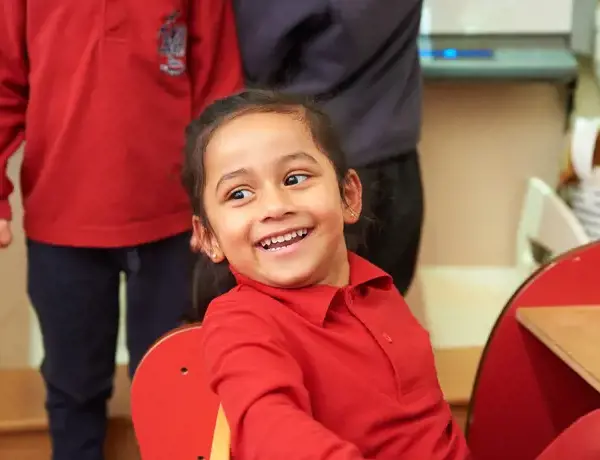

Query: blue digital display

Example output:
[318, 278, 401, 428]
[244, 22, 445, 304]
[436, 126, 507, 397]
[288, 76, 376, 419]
[419, 48, 494, 60]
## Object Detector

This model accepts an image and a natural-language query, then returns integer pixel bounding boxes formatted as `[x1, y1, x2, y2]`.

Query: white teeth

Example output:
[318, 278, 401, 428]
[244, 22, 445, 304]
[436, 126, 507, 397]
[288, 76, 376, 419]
[259, 228, 309, 249]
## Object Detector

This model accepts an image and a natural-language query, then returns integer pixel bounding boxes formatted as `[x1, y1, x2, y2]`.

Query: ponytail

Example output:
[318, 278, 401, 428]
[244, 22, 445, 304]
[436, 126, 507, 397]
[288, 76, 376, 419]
[183, 254, 237, 323]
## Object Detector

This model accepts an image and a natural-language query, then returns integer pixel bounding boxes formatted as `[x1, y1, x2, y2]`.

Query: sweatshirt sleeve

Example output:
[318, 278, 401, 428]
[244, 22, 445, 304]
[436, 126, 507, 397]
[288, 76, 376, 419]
[201, 298, 372, 460]
[233, 0, 418, 96]
[188, 0, 244, 118]
[0, 0, 28, 221]
[233, 0, 338, 93]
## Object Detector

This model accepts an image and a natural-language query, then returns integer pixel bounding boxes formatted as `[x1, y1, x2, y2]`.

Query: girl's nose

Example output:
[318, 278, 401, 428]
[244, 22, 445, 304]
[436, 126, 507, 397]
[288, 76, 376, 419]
[260, 185, 294, 221]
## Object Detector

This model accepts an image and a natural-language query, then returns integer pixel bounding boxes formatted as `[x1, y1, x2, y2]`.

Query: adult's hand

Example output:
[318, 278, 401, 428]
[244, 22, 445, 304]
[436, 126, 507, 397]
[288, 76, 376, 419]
[0, 220, 12, 248]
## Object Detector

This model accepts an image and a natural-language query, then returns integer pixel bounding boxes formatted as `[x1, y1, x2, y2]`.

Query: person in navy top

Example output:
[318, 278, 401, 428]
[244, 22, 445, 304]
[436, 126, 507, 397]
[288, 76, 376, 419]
[232, 0, 425, 295]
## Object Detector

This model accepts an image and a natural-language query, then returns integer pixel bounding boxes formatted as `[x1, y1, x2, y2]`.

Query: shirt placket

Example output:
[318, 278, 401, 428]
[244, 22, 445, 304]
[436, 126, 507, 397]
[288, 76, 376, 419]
[344, 287, 404, 399]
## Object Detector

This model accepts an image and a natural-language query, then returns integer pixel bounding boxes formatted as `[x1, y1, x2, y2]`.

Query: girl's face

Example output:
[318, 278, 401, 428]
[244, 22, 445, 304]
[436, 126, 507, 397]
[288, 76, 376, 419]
[195, 111, 362, 288]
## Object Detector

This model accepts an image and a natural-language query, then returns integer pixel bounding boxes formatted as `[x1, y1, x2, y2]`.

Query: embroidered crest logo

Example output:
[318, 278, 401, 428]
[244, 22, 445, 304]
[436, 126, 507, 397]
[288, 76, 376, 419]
[158, 10, 187, 76]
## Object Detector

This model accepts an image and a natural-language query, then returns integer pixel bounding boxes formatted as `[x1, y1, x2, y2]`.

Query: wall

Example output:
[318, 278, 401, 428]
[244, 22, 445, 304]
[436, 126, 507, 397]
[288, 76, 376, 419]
[0, 146, 30, 367]
[404, 82, 566, 323]
[418, 82, 564, 267]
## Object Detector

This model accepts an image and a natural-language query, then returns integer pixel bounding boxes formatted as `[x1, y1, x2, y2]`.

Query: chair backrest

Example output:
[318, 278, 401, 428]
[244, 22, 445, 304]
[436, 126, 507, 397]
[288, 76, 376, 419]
[131, 325, 230, 460]
[515, 177, 589, 272]
[466, 242, 600, 460]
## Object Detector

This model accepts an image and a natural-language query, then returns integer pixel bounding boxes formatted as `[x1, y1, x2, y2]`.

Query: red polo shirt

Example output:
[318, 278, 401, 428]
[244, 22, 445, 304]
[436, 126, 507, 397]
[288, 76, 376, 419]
[201, 253, 470, 460]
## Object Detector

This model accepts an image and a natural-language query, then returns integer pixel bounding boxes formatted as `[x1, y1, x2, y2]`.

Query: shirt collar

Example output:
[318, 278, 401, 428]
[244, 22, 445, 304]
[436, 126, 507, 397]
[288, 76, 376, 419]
[230, 252, 393, 326]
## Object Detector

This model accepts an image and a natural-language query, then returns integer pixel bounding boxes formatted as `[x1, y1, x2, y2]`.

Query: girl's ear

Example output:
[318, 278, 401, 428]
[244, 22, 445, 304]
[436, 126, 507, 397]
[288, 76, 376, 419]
[192, 216, 225, 263]
[342, 169, 363, 225]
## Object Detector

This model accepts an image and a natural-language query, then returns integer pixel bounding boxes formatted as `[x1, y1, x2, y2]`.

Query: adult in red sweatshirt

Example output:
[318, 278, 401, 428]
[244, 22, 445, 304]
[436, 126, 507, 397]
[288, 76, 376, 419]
[0, 1, 242, 459]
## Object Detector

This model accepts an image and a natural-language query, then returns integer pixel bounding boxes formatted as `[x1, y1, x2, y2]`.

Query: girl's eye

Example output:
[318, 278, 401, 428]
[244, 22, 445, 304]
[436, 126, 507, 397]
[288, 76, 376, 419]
[285, 174, 309, 186]
[229, 189, 252, 200]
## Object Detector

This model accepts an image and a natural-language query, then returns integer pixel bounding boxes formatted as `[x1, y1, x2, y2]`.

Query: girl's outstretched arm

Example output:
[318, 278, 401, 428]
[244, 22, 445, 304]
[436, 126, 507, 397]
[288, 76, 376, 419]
[202, 295, 372, 460]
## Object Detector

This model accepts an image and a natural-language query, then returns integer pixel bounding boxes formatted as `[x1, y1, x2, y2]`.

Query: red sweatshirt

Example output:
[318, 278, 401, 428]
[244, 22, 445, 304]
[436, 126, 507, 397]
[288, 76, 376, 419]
[0, 0, 242, 247]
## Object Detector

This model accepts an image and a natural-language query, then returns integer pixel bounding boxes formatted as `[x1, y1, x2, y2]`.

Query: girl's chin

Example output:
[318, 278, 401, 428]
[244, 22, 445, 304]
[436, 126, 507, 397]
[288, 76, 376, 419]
[256, 263, 318, 289]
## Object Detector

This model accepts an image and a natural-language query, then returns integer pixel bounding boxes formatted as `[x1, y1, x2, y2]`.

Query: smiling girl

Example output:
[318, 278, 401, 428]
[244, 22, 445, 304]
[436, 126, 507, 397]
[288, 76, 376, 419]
[181, 90, 470, 460]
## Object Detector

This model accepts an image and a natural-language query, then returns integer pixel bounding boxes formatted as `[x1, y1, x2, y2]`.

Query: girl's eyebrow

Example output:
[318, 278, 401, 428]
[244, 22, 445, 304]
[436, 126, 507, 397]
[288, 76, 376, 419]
[278, 151, 318, 166]
[215, 167, 250, 191]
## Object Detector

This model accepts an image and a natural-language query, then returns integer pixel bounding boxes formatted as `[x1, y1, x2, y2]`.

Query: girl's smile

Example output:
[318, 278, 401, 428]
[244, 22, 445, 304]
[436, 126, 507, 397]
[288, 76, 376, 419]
[256, 227, 312, 252]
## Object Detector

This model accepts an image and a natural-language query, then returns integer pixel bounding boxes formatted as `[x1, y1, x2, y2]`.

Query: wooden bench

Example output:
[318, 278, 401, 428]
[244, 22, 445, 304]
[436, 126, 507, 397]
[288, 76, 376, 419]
[0, 366, 139, 460]
[434, 346, 482, 431]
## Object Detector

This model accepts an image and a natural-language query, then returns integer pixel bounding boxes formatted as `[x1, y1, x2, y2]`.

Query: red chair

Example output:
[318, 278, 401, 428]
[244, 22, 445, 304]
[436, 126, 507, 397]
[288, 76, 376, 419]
[131, 325, 230, 460]
[466, 242, 600, 460]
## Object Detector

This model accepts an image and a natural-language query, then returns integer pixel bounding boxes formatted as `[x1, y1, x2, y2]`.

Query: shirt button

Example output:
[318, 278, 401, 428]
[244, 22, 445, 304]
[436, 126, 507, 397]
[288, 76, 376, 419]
[344, 291, 354, 304]
[382, 332, 393, 343]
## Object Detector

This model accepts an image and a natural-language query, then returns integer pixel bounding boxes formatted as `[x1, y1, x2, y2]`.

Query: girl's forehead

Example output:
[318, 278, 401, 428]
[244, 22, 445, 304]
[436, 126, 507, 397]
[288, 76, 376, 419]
[211, 112, 311, 146]
[204, 112, 324, 171]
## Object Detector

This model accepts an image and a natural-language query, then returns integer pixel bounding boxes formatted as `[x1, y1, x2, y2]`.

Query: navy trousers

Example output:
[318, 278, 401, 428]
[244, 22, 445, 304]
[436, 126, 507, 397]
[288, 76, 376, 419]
[350, 150, 424, 295]
[27, 232, 193, 460]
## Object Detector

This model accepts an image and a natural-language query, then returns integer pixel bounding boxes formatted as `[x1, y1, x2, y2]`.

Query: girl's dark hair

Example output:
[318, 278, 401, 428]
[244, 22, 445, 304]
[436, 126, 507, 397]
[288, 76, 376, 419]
[181, 89, 353, 322]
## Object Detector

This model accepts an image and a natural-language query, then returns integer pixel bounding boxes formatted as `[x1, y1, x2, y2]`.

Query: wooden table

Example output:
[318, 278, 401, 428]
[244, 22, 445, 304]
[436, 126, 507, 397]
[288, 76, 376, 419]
[516, 306, 600, 393]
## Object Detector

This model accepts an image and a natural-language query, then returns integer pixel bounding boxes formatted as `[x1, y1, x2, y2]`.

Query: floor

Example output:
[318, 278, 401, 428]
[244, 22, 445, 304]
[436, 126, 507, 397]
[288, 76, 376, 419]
[0, 366, 139, 460]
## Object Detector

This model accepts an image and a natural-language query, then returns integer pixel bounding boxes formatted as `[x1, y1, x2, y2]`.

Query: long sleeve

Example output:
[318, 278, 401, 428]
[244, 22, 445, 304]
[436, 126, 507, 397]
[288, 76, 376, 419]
[232, 0, 336, 93]
[201, 298, 372, 460]
[188, 0, 243, 117]
[233, 0, 415, 96]
[0, 0, 28, 220]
